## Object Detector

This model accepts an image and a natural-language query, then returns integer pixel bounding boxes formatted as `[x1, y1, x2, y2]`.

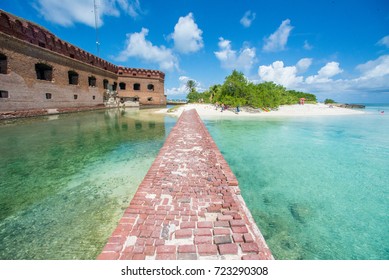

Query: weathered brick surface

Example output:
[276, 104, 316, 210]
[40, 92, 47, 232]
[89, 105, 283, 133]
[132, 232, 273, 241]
[97, 109, 273, 260]
[0, 10, 166, 113]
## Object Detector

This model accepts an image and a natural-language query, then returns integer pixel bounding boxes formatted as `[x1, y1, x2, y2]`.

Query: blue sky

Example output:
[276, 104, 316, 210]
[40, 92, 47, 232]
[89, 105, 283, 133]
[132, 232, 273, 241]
[1, 0, 389, 102]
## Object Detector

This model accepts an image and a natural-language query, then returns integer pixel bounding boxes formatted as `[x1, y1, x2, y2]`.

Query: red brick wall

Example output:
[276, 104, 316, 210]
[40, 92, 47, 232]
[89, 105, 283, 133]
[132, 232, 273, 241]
[0, 9, 166, 111]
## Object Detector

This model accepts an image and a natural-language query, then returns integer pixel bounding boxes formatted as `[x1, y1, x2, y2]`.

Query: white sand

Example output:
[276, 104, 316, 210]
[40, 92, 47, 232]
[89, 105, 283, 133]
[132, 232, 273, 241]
[157, 103, 366, 119]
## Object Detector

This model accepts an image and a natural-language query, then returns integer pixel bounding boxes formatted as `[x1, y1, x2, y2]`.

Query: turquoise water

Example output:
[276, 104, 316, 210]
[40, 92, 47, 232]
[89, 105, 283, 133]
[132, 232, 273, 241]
[204, 105, 389, 259]
[0, 108, 176, 259]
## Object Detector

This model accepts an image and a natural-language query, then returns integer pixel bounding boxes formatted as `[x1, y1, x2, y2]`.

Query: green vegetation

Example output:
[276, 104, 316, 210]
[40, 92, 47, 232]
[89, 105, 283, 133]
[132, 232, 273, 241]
[324, 98, 336, 104]
[186, 70, 317, 108]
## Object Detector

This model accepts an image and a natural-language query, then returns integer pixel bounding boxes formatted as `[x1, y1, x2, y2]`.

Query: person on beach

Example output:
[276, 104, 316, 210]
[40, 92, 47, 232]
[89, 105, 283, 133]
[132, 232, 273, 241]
[221, 103, 225, 112]
[236, 105, 240, 114]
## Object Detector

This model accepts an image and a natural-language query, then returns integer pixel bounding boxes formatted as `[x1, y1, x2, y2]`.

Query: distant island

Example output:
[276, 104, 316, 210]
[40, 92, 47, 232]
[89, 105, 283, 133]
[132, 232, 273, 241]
[186, 70, 317, 109]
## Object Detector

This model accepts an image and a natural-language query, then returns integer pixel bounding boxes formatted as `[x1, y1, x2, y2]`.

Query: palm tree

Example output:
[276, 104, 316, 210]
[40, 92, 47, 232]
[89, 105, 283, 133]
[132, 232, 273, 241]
[186, 79, 197, 93]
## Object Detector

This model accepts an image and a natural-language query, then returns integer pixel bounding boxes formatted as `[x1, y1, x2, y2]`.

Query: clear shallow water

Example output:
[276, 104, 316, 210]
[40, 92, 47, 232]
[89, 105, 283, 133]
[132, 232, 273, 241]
[204, 105, 389, 260]
[0, 108, 176, 259]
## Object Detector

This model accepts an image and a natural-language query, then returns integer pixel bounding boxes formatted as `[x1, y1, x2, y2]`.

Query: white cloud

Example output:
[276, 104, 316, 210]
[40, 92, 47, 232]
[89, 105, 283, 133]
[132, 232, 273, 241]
[304, 40, 313, 50]
[240, 10, 256, 28]
[33, 0, 143, 27]
[214, 37, 256, 72]
[257, 55, 389, 99]
[377, 35, 389, 48]
[166, 76, 204, 96]
[263, 19, 294, 52]
[171, 13, 203, 54]
[306, 62, 343, 83]
[296, 58, 312, 73]
[258, 61, 304, 87]
[116, 28, 178, 71]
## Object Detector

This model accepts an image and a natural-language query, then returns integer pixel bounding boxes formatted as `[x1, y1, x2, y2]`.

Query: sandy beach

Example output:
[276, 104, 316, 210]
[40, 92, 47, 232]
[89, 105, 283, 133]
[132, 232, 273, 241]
[158, 103, 366, 118]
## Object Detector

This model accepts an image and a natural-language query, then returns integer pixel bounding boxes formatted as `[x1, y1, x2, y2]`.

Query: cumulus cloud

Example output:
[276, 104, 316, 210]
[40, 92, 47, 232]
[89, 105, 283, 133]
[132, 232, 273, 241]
[263, 19, 294, 52]
[257, 55, 389, 98]
[166, 76, 204, 96]
[33, 0, 143, 27]
[240, 10, 256, 28]
[377, 35, 389, 48]
[214, 37, 256, 72]
[306, 62, 343, 84]
[171, 13, 203, 54]
[258, 61, 304, 87]
[116, 28, 178, 71]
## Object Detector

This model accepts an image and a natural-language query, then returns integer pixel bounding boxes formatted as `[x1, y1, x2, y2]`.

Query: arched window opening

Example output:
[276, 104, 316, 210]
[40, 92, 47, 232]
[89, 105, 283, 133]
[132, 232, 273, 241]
[147, 97, 153, 102]
[88, 76, 96, 87]
[93, 95, 96, 100]
[0, 54, 7, 74]
[134, 83, 140, 91]
[119, 82, 126, 90]
[45, 93, 52, 99]
[35, 63, 53, 81]
[68, 71, 79, 85]
[147, 84, 154, 91]
[103, 79, 109, 89]
[113, 82, 117, 91]
[74, 94, 78, 100]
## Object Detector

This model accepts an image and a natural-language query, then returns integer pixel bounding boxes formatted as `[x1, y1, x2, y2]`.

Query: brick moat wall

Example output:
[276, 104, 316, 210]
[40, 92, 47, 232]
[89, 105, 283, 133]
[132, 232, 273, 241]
[98, 109, 273, 260]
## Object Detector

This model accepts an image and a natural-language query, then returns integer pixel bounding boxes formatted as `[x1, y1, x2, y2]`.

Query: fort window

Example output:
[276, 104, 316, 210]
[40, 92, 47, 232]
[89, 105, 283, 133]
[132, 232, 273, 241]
[39, 42, 46, 48]
[147, 84, 154, 91]
[113, 82, 117, 91]
[0, 54, 7, 74]
[70, 54, 75, 59]
[88, 76, 97, 87]
[74, 94, 78, 100]
[45, 93, 52, 99]
[93, 95, 96, 100]
[134, 83, 141, 91]
[147, 97, 153, 102]
[68, 71, 79, 85]
[133, 73, 136, 76]
[35, 63, 53, 81]
[119, 82, 126, 90]
[103, 79, 109, 89]
[0, 90, 9, 98]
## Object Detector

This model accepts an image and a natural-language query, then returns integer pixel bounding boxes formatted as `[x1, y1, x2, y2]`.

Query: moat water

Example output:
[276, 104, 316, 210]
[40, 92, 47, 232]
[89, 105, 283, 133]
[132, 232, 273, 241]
[0, 105, 388, 259]
[204, 104, 389, 260]
[0, 108, 176, 259]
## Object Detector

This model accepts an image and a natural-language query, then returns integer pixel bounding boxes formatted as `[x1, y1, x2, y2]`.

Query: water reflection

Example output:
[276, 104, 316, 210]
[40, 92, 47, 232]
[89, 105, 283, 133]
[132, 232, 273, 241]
[0, 108, 175, 259]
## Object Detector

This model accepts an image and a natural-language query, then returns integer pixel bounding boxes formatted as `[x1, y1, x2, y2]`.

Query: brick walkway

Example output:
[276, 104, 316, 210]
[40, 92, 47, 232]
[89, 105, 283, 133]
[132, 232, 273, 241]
[97, 109, 273, 260]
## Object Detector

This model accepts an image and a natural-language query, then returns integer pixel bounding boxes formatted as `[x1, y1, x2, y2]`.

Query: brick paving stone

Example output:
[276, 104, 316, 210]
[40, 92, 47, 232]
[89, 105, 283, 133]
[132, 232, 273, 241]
[197, 244, 218, 256]
[197, 221, 213, 228]
[240, 243, 260, 253]
[214, 235, 232, 245]
[214, 228, 231, 235]
[218, 243, 238, 255]
[194, 229, 212, 236]
[178, 245, 196, 254]
[243, 233, 254, 243]
[175, 229, 193, 239]
[98, 110, 273, 261]
[194, 236, 212, 244]
[156, 245, 177, 254]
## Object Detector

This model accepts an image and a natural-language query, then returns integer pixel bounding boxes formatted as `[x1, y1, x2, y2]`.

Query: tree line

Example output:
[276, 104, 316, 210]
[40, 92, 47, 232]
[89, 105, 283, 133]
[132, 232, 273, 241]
[186, 70, 317, 108]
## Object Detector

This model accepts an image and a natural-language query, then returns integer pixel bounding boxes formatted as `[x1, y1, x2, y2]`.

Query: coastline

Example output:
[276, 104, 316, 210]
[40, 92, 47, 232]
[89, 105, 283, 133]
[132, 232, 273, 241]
[158, 103, 366, 119]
